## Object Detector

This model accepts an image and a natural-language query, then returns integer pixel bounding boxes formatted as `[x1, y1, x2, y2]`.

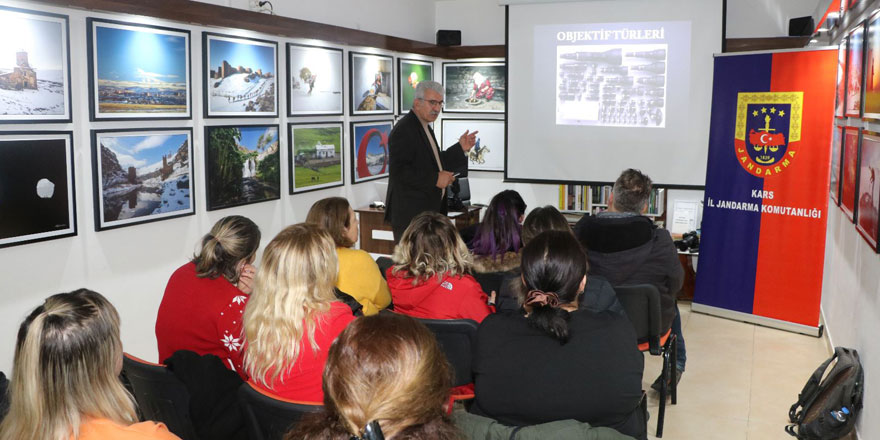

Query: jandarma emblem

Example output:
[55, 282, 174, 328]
[733, 91, 803, 177]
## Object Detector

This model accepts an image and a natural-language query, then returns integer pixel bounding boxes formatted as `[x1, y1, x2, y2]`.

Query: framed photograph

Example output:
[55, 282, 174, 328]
[204, 33, 278, 118]
[0, 6, 70, 123]
[443, 62, 506, 113]
[205, 125, 280, 210]
[350, 120, 392, 183]
[0, 132, 76, 248]
[845, 24, 864, 118]
[287, 43, 343, 116]
[289, 122, 344, 194]
[91, 128, 194, 231]
[836, 40, 847, 119]
[831, 125, 843, 204]
[87, 18, 190, 121]
[865, 12, 880, 120]
[398, 58, 433, 113]
[842, 127, 860, 220]
[856, 130, 880, 250]
[349, 52, 394, 115]
[441, 119, 505, 172]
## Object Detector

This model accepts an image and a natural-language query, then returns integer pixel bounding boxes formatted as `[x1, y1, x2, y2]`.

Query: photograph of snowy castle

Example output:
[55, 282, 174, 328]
[287, 43, 343, 116]
[0, 132, 76, 248]
[88, 19, 190, 120]
[0, 7, 70, 122]
[205, 125, 280, 210]
[205, 33, 277, 117]
[289, 122, 344, 193]
[351, 120, 392, 183]
[92, 129, 194, 230]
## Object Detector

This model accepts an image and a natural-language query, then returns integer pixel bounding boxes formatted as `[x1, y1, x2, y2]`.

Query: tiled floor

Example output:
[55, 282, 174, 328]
[643, 303, 832, 440]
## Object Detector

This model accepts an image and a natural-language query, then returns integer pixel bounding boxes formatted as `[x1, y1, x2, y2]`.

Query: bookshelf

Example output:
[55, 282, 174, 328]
[557, 184, 666, 223]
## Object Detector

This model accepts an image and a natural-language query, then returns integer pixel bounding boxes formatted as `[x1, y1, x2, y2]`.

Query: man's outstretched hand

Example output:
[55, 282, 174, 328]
[459, 130, 480, 152]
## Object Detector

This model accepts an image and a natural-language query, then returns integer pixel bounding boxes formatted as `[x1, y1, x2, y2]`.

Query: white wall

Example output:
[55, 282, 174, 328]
[821, 206, 880, 439]
[726, 0, 822, 38]
[435, 0, 506, 46]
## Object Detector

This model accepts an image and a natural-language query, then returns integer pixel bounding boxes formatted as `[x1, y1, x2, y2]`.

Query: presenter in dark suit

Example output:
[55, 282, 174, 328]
[385, 80, 477, 240]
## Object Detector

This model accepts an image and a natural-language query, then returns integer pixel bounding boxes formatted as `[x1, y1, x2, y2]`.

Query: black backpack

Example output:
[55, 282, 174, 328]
[786, 347, 864, 440]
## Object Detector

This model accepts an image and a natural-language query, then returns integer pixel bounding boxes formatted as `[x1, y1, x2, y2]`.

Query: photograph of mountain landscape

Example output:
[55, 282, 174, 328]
[351, 120, 392, 183]
[205, 125, 280, 210]
[88, 19, 190, 120]
[92, 129, 194, 230]
[0, 132, 76, 248]
[205, 33, 277, 117]
[0, 7, 70, 123]
[290, 122, 343, 193]
[350, 52, 393, 115]
[287, 43, 343, 116]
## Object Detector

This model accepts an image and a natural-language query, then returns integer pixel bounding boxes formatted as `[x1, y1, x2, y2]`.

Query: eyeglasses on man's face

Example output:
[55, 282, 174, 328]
[419, 98, 444, 107]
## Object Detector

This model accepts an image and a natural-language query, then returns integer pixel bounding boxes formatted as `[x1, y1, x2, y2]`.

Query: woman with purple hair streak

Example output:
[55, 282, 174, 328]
[469, 190, 526, 274]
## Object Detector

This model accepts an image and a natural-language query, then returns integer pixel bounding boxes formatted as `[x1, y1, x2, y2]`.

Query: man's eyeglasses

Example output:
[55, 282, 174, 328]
[420, 98, 444, 107]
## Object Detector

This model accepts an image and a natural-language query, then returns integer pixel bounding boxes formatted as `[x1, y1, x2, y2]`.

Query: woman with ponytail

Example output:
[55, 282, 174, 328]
[156, 215, 260, 377]
[471, 231, 646, 439]
[285, 313, 462, 440]
[0, 289, 179, 440]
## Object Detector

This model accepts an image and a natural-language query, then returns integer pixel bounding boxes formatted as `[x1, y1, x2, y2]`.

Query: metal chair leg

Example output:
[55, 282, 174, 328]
[657, 344, 670, 438]
[670, 334, 678, 405]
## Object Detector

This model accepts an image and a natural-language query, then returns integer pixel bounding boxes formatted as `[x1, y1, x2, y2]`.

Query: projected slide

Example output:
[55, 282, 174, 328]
[542, 22, 690, 128]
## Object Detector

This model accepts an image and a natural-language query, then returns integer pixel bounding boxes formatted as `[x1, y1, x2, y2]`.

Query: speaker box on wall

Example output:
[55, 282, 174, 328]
[437, 30, 461, 46]
[788, 16, 815, 37]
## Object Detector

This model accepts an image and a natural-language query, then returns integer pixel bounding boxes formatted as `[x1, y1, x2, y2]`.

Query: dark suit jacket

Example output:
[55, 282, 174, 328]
[385, 110, 467, 237]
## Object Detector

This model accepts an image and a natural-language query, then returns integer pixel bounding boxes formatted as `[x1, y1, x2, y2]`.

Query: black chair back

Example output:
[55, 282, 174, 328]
[472, 271, 505, 295]
[416, 318, 479, 386]
[614, 284, 663, 355]
[121, 353, 199, 440]
[376, 256, 394, 280]
[238, 382, 322, 440]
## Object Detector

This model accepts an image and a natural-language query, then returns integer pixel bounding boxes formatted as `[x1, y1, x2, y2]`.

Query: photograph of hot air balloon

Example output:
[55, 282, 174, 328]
[443, 61, 505, 113]
[398, 58, 433, 113]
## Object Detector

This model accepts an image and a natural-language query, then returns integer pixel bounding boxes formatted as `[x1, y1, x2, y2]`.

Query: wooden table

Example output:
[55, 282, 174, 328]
[355, 206, 482, 255]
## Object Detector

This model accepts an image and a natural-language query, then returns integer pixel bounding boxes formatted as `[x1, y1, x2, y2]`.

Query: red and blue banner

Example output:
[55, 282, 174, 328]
[694, 49, 836, 333]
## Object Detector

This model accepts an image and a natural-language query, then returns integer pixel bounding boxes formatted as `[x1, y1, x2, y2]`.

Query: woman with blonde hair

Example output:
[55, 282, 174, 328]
[0, 289, 179, 440]
[156, 215, 260, 376]
[306, 197, 391, 315]
[242, 223, 356, 402]
[386, 212, 494, 323]
[285, 313, 462, 440]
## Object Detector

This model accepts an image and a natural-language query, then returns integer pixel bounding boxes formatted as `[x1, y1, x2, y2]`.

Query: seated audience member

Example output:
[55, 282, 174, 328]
[286, 313, 461, 440]
[466, 190, 526, 272]
[472, 231, 645, 439]
[386, 212, 494, 323]
[156, 215, 260, 376]
[243, 223, 356, 402]
[306, 197, 391, 315]
[0, 289, 179, 440]
[495, 206, 623, 317]
[573, 168, 686, 389]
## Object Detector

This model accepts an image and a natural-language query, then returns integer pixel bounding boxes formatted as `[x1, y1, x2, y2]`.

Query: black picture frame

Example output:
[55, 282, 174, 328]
[87, 17, 192, 121]
[0, 6, 72, 124]
[286, 43, 344, 117]
[0, 131, 76, 248]
[845, 22, 865, 119]
[441, 118, 506, 172]
[398, 58, 433, 114]
[288, 121, 345, 194]
[90, 127, 195, 231]
[349, 51, 394, 116]
[204, 124, 281, 211]
[831, 124, 844, 205]
[442, 61, 506, 113]
[855, 129, 880, 251]
[203, 32, 279, 118]
[350, 119, 393, 184]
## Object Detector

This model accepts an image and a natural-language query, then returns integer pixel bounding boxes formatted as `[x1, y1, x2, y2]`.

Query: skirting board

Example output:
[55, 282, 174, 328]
[691, 302, 822, 337]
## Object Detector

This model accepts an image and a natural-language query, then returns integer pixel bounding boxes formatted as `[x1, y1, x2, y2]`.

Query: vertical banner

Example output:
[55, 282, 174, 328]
[693, 49, 836, 335]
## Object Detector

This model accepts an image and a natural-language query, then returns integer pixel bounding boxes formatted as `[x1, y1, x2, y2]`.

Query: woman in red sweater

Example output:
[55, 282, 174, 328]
[386, 212, 494, 323]
[155, 215, 260, 377]
[242, 223, 356, 402]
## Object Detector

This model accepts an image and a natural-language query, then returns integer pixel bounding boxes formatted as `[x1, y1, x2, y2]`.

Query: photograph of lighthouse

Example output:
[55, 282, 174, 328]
[0, 6, 70, 123]
[87, 18, 190, 121]
[204, 33, 277, 118]
[91, 128, 194, 231]
[205, 125, 280, 210]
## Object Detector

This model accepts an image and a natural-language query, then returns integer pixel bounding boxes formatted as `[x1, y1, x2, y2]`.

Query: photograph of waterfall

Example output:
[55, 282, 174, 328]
[91, 128, 194, 230]
[205, 124, 280, 210]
